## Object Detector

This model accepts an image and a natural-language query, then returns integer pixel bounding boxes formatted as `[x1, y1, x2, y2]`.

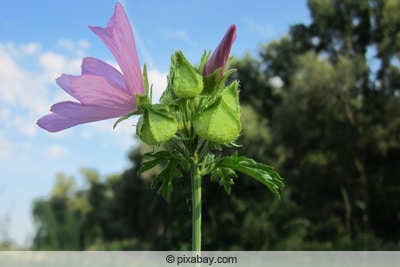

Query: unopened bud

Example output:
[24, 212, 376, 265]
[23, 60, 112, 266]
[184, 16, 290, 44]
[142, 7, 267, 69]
[172, 51, 203, 98]
[192, 81, 241, 144]
[137, 104, 178, 145]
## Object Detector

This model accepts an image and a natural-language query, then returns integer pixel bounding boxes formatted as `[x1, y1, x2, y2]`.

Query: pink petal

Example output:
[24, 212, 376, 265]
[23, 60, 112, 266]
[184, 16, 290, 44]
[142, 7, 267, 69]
[50, 101, 130, 120]
[81, 57, 126, 91]
[204, 24, 237, 77]
[56, 74, 136, 108]
[89, 3, 144, 96]
[37, 113, 88, 132]
[37, 101, 134, 132]
[37, 3, 145, 133]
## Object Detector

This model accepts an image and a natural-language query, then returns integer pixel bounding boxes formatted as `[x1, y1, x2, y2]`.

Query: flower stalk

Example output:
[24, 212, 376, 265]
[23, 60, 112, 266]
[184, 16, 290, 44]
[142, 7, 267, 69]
[191, 160, 202, 251]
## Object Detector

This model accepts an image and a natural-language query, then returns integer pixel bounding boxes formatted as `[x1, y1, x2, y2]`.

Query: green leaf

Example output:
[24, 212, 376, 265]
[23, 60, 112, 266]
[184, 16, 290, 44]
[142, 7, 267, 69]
[151, 159, 182, 200]
[139, 151, 183, 200]
[216, 153, 284, 199]
[138, 151, 172, 174]
[210, 166, 237, 194]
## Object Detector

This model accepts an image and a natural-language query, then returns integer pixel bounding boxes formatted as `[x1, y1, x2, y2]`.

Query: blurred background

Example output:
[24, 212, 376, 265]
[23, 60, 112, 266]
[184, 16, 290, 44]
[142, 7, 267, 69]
[1, 0, 399, 250]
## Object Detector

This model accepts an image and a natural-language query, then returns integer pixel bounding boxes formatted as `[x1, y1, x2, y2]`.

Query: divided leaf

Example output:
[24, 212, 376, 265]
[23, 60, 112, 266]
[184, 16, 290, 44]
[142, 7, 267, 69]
[139, 151, 183, 200]
[215, 153, 284, 199]
[210, 166, 237, 194]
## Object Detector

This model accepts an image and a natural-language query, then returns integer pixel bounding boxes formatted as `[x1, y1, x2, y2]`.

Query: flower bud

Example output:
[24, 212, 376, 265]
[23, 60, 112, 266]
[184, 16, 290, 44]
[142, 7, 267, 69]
[136, 104, 178, 145]
[192, 81, 241, 144]
[203, 24, 237, 77]
[172, 51, 203, 98]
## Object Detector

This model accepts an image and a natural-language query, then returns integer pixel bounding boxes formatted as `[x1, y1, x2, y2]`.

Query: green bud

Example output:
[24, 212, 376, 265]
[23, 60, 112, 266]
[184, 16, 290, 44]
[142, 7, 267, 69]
[192, 81, 241, 144]
[159, 85, 174, 105]
[172, 51, 203, 98]
[220, 81, 241, 115]
[136, 104, 178, 145]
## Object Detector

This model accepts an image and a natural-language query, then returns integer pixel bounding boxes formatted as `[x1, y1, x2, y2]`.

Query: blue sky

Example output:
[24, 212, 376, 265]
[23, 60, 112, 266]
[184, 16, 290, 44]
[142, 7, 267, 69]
[0, 0, 310, 246]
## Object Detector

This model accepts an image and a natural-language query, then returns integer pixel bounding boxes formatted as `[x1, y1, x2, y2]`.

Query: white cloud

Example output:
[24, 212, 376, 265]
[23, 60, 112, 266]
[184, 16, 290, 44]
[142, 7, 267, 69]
[78, 40, 90, 49]
[57, 38, 90, 57]
[20, 42, 41, 55]
[0, 43, 26, 104]
[57, 38, 75, 51]
[13, 116, 37, 137]
[38, 51, 81, 76]
[0, 109, 10, 120]
[147, 69, 168, 103]
[39, 51, 68, 77]
[2, 42, 19, 58]
[0, 41, 85, 139]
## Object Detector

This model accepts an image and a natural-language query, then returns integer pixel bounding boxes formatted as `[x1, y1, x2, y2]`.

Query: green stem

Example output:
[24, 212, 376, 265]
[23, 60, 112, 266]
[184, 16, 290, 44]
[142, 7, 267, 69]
[191, 162, 202, 251]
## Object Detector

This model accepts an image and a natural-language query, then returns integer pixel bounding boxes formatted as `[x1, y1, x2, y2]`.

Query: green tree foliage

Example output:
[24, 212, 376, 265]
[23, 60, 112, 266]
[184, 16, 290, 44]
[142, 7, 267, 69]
[32, 174, 81, 250]
[31, 0, 399, 250]
[234, 0, 400, 248]
[31, 148, 293, 250]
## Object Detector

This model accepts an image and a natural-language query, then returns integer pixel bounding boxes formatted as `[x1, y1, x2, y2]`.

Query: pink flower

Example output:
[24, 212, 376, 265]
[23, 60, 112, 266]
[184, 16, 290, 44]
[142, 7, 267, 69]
[203, 24, 237, 77]
[37, 3, 144, 132]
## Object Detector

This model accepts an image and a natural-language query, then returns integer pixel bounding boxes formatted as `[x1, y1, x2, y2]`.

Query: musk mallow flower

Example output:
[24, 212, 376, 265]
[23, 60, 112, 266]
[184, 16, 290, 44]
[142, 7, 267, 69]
[37, 3, 144, 132]
[203, 24, 237, 77]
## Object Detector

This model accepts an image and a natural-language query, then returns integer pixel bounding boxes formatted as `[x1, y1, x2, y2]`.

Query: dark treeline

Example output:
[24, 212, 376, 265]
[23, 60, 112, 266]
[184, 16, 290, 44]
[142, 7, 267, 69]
[31, 0, 399, 250]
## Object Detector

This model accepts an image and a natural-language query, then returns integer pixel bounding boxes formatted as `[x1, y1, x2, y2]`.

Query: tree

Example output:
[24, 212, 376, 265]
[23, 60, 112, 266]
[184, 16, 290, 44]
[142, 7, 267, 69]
[32, 174, 81, 250]
[232, 0, 400, 247]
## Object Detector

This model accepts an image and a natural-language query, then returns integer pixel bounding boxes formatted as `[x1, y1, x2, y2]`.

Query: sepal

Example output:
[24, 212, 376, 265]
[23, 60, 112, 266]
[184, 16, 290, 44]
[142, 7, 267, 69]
[171, 51, 203, 98]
